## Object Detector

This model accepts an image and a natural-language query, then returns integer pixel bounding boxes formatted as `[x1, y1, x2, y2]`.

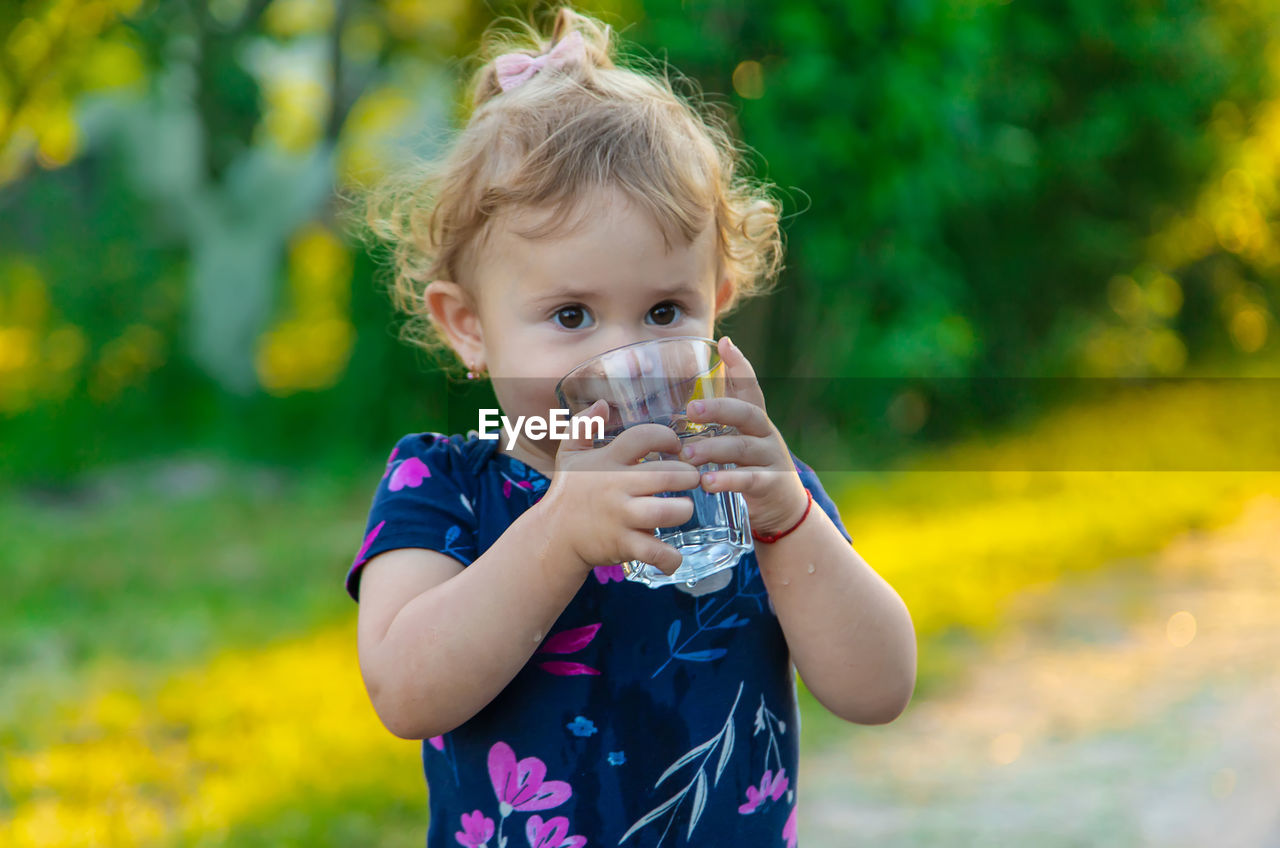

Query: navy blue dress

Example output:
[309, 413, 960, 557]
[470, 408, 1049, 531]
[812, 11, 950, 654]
[346, 432, 851, 848]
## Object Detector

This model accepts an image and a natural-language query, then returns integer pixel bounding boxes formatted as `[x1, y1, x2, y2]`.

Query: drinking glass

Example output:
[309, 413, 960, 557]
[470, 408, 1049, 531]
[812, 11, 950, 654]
[555, 336, 751, 588]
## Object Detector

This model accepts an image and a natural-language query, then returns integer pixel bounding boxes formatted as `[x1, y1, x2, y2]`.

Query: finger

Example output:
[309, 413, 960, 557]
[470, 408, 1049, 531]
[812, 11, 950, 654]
[607, 422, 682, 463]
[625, 461, 702, 496]
[698, 466, 788, 496]
[677, 434, 772, 468]
[686, 396, 774, 438]
[627, 531, 684, 575]
[556, 399, 609, 456]
[626, 495, 694, 529]
[718, 336, 767, 410]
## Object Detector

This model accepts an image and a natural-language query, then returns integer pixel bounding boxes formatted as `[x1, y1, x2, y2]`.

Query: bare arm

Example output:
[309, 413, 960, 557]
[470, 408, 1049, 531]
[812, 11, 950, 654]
[753, 496, 917, 724]
[356, 505, 591, 740]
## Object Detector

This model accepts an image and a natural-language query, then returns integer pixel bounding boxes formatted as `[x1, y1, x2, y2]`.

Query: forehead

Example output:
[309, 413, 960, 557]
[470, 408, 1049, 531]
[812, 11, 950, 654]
[472, 187, 720, 298]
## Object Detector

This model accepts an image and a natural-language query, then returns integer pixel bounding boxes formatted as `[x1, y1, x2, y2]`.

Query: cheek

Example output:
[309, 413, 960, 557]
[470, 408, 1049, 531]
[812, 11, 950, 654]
[490, 347, 568, 381]
[685, 314, 717, 339]
[487, 360, 562, 414]
[492, 338, 587, 381]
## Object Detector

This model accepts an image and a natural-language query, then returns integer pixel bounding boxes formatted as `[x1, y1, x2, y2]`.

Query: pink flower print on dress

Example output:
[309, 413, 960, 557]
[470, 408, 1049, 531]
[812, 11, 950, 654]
[535, 661, 599, 677]
[382, 446, 399, 479]
[534, 623, 601, 676]
[428, 735, 445, 751]
[455, 810, 495, 847]
[524, 815, 586, 848]
[352, 521, 385, 568]
[782, 804, 798, 848]
[592, 564, 625, 584]
[537, 624, 599, 654]
[738, 768, 788, 814]
[488, 741, 573, 817]
[502, 477, 534, 498]
[389, 456, 430, 491]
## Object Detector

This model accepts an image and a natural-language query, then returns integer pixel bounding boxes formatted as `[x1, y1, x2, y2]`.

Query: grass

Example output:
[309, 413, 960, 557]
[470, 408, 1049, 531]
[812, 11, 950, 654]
[0, 462, 364, 728]
[2, 377, 1279, 844]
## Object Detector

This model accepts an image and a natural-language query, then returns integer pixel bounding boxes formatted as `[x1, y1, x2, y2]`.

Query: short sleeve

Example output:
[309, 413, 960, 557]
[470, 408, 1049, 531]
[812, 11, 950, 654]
[345, 433, 480, 601]
[791, 453, 852, 544]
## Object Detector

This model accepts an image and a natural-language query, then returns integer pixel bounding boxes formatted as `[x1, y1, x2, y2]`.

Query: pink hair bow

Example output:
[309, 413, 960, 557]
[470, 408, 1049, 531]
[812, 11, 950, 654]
[494, 30, 587, 93]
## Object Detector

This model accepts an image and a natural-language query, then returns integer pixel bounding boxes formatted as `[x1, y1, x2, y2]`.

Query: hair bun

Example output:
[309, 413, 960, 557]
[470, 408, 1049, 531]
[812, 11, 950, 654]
[471, 7, 616, 108]
[548, 7, 613, 66]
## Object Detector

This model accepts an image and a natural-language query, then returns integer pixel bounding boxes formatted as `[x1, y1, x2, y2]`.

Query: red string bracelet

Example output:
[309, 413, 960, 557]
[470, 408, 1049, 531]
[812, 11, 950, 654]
[751, 490, 814, 544]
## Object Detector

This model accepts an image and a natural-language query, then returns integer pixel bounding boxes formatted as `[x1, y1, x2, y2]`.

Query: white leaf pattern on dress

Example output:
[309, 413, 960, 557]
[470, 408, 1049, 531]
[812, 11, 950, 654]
[619, 682, 743, 846]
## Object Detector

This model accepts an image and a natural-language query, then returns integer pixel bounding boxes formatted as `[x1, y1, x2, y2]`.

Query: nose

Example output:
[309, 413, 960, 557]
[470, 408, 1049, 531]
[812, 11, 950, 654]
[590, 331, 672, 380]
[591, 327, 668, 359]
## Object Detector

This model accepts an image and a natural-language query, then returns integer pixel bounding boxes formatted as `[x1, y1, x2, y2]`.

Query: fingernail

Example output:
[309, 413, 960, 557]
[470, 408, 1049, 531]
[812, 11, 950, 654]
[702, 471, 716, 486]
[680, 445, 696, 461]
[689, 400, 704, 415]
[724, 336, 737, 352]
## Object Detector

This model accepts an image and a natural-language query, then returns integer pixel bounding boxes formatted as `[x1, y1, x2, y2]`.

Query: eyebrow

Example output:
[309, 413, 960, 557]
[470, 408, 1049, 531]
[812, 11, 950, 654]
[528, 282, 705, 307]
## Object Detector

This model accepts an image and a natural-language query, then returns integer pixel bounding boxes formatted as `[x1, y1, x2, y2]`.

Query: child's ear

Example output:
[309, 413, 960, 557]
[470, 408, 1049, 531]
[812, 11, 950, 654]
[713, 276, 734, 313]
[424, 280, 486, 368]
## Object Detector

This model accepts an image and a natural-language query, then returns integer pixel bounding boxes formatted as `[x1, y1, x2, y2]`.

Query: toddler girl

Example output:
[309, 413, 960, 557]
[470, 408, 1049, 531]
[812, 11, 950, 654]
[348, 8, 916, 847]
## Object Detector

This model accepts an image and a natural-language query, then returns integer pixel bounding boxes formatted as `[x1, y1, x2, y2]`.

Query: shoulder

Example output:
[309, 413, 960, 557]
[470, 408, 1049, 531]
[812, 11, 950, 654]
[349, 432, 495, 601]
[382, 430, 501, 486]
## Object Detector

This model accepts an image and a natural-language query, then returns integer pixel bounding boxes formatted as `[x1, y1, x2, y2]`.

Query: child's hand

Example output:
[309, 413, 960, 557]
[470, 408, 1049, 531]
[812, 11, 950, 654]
[540, 399, 702, 576]
[680, 337, 810, 537]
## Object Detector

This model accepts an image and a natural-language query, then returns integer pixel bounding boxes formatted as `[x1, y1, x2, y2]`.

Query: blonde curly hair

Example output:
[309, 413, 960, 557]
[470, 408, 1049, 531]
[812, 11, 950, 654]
[363, 6, 784, 367]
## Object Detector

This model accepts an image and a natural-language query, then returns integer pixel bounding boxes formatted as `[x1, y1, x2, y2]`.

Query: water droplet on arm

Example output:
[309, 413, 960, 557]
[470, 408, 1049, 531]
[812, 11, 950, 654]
[807, 563, 816, 574]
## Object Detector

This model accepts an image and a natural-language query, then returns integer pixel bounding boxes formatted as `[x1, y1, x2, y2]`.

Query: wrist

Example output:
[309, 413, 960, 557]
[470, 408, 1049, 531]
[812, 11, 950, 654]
[527, 494, 595, 579]
[750, 478, 812, 540]
[752, 489, 813, 544]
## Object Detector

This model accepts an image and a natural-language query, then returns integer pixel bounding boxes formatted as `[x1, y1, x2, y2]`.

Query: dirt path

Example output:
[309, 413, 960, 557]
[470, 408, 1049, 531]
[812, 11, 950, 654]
[801, 493, 1280, 848]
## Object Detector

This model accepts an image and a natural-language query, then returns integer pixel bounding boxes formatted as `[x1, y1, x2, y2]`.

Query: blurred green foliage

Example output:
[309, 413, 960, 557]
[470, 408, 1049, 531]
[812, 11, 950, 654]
[0, 0, 1277, 482]
[637, 0, 1280, 443]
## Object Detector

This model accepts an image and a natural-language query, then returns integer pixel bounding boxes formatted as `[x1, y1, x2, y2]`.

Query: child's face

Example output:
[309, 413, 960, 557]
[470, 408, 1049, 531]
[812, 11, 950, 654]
[470, 187, 726, 461]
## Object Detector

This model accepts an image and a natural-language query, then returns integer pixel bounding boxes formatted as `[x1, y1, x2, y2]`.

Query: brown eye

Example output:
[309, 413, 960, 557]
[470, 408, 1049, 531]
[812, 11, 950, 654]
[647, 302, 681, 326]
[553, 306, 591, 329]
